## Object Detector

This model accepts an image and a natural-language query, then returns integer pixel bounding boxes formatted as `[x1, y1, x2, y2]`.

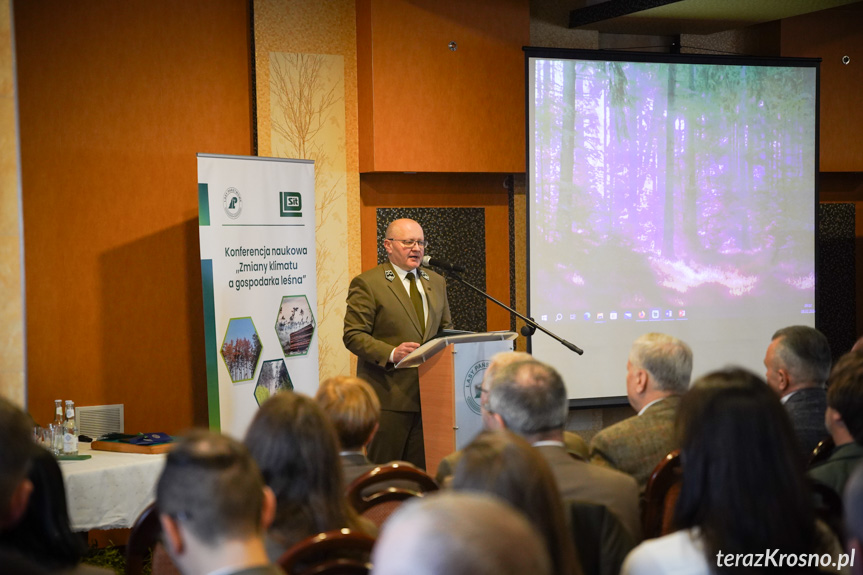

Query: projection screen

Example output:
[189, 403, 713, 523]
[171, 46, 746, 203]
[525, 48, 820, 405]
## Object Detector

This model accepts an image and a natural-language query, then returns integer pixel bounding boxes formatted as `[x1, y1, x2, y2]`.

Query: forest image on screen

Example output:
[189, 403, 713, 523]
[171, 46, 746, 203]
[528, 56, 817, 401]
[531, 59, 816, 322]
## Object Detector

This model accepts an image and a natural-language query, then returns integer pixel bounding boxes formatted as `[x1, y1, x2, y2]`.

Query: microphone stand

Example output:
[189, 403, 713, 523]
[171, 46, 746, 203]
[445, 271, 584, 356]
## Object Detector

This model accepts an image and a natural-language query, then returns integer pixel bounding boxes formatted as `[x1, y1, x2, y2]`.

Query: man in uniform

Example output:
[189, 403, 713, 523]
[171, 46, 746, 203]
[344, 218, 452, 468]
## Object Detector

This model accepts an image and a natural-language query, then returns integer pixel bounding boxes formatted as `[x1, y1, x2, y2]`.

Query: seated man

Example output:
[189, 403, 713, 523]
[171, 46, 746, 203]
[0, 397, 47, 575]
[371, 492, 551, 575]
[434, 351, 588, 485]
[315, 375, 382, 485]
[589, 333, 692, 489]
[486, 359, 642, 541]
[156, 430, 280, 575]
[810, 350, 863, 496]
[764, 325, 832, 458]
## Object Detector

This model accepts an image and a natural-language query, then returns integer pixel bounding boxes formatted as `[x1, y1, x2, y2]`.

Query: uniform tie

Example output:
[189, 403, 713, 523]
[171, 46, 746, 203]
[406, 272, 425, 335]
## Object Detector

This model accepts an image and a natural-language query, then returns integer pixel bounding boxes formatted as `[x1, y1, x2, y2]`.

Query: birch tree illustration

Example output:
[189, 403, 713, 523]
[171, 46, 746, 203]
[270, 52, 346, 376]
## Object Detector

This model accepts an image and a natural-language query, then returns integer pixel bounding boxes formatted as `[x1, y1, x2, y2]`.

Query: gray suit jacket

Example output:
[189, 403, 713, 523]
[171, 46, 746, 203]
[343, 262, 452, 412]
[589, 396, 681, 490]
[784, 387, 828, 459]
[535, 444, 643, 542]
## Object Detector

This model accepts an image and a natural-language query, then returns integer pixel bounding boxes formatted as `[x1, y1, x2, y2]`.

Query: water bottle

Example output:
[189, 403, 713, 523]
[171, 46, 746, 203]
[51, 400, 64, 455]
[62, 400, 78, 456]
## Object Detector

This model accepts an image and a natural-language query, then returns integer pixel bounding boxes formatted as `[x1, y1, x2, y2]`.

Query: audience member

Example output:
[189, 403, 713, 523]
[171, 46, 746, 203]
[764, 325, 831, 458]
[434, 351, 588, 484]
[370, 492, 551, 575]
[843, 463, 863, 575]
[315, 375, 382, 485]
[451, 431, 583, 575]
[486, 359, 642, 541]
[156, 430, 280, 575]
[810, 350, 863, 496]
[0, 448, 111, 574]
[0, 397, 50, 575]
[852, 336, 863, 353]
[623, 368, 838, 575]
[589, 333, 692, 489]
[244, 391, 374, 561]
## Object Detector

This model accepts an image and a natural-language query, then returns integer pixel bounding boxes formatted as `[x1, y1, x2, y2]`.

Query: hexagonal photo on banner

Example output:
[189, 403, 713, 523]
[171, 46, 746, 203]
[220, 317, 263, 383]
[254, 359, 293, 406]
[275, 295, 316, 357]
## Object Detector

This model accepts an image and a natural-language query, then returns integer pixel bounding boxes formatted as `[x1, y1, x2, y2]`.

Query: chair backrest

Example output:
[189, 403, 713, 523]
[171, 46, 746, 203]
[641, 449, 682, 540]
[126, 503, 182, 575]
[346, 462, 439, 528]
[277, 528, 376, 575]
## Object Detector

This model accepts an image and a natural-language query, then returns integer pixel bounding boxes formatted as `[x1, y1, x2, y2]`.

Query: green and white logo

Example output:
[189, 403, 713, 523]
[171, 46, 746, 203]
[463, 360, 489, 415]
[223, 187, 243, 219]
[280, 191, 302, 217]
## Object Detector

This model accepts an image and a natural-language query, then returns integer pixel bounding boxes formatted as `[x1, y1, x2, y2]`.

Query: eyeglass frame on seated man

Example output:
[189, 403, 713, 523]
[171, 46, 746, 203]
[386, 238, 429, 249]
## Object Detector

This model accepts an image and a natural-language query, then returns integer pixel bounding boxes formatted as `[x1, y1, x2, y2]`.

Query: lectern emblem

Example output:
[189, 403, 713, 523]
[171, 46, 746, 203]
[463, 360, 489, 415]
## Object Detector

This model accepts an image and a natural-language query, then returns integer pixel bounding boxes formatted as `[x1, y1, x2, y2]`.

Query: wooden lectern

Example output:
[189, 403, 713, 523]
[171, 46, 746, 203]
[396, 332, 517, 477]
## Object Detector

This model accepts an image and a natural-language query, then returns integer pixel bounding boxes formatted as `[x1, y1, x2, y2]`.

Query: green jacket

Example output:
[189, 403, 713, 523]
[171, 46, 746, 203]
[343, 262, 452, 412]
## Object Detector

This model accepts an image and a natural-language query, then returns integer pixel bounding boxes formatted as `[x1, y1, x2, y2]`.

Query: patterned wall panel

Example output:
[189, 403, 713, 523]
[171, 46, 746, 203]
[818, 203, 856, 359]
[376, 208, 487, 333]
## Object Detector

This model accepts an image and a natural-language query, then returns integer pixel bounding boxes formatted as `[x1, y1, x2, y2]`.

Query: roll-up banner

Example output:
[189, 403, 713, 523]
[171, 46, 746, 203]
[197, 154, 317, 437]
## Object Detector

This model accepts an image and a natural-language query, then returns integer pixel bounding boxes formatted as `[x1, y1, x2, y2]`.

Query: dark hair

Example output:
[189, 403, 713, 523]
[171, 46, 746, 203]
[486, 360, 568, 436]
[243, 391, 364, 550]
[0, 397, 37, 520]
[0, 448, 87, 569]
[674, 368, 816, 572]
[827, 351, 863, 442]
[772, 326, 832, 385]
[157, 430, 264, 545]
[451, 431, 583, 575]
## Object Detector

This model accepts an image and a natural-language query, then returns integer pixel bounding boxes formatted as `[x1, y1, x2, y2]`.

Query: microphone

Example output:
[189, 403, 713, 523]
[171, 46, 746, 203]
[422, 255, 466, 273]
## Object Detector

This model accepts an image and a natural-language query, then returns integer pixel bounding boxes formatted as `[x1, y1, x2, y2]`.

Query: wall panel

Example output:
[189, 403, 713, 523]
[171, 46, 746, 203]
[16, 1, 252, 431]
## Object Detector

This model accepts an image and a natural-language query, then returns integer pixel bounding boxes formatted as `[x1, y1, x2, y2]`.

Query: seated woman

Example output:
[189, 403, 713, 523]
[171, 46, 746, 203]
[0, 448, 111, 575]
[243, 391, 375, 561]
[623, 368, 839, 575]
[450, 431, 584, 575]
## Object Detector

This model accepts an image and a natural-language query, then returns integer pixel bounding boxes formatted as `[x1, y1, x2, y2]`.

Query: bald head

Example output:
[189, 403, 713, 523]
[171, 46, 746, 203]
[371, 492, 551, 575]
[383, 219, 425, 271]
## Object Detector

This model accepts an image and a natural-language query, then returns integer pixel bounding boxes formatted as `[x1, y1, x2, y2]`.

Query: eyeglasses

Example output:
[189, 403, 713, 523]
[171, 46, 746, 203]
[387, 238, 428, 249]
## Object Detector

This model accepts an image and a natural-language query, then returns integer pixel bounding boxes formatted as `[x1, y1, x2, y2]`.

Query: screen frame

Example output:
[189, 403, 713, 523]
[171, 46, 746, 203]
[522, 47, 822, 409]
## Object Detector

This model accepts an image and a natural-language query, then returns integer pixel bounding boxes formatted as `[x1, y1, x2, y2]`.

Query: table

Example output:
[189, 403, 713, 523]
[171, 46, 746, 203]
[58, 442, 167, 532]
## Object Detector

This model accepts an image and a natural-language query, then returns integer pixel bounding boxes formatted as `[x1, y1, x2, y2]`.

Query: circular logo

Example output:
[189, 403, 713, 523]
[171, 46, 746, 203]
[223, 187, 243, 219]
[463, 360, 489, 415]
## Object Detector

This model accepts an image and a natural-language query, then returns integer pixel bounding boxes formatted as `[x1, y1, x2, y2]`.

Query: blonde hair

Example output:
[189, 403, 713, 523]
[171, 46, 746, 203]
[315, 376, 381, 450]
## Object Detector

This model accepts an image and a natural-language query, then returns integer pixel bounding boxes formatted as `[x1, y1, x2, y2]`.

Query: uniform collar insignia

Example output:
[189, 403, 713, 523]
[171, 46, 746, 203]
[384, 269, 395, 282]
[419, 270, 430, 281]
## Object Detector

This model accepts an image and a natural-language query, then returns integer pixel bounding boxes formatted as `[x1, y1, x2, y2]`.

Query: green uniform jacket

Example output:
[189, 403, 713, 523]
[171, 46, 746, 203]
[343, 262, 452, 412]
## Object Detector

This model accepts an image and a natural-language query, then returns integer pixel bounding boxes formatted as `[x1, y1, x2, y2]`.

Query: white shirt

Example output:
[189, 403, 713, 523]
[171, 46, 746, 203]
[622, 529, 710, 575]
[637, 397, 667, 416]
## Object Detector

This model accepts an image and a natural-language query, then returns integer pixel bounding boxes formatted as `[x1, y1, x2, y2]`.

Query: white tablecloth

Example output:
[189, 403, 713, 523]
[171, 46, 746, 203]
[58, 442, 167, 532]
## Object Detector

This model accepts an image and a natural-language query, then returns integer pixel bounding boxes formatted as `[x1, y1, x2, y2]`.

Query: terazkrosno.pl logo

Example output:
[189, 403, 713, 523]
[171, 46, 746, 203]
[463, 360, 489, 416]
[223, 187, 243, 219]
[280, 191, 302, 218]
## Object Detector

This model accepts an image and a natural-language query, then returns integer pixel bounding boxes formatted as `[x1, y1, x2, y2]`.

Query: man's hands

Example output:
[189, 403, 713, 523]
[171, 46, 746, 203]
[392, 342, 421, 364]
